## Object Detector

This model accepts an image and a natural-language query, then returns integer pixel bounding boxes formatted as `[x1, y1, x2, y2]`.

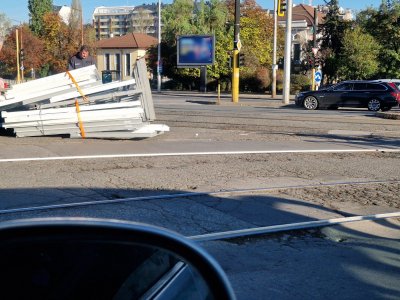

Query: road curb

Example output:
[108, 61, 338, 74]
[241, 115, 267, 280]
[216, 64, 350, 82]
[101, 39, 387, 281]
[376, 111, 400, 120]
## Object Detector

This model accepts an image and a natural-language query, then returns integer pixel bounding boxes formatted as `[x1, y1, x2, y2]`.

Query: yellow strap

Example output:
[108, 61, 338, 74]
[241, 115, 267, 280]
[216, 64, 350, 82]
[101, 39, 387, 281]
[66, 70, 88, 139]
[66, 70, 89, 102]
[75, 99, 86, 139]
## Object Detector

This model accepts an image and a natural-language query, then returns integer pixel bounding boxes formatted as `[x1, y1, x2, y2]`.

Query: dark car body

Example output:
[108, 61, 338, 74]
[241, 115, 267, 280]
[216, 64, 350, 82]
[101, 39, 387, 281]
[295, 80, 400, 111]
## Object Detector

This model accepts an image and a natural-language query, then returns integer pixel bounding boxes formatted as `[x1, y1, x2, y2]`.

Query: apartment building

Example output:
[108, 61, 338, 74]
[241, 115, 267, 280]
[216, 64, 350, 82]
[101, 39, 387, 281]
[92, 5, 158, 40]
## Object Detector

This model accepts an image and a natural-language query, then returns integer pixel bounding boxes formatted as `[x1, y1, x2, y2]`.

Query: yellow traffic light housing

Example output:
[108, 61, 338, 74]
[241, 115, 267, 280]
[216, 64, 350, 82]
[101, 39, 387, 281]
[278, 0, 286, 17]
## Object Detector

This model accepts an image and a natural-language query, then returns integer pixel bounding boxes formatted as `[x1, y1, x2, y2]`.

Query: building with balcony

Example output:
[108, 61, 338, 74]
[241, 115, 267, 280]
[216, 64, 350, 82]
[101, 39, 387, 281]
[92, 5, 159, 40]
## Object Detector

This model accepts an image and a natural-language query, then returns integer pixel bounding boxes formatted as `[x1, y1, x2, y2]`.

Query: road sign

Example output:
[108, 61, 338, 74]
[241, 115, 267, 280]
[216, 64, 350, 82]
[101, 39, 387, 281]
[314, 70, 322, 84]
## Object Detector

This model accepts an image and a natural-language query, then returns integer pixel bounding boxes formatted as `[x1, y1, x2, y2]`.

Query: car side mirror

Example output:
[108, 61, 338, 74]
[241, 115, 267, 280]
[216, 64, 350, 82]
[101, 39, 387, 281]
[0, 218, 235, 300]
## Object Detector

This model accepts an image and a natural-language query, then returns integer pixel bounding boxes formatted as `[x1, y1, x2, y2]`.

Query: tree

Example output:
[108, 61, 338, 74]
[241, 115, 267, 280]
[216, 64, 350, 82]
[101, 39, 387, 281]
[0, 25, 48, 78]
[318, 0, 352, 82]
[236, 0, 284, 91]
[357, 2, 400, 78]
[41, 12, 72, 73]
[337, 27, 380, 79]
[157, 0, 230, 89]
[28, 0, 53, 36]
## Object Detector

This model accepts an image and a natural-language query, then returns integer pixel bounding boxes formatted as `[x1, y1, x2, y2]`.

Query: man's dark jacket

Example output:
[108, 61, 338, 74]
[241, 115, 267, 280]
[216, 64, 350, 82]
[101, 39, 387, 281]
[68, 53, 96, 70]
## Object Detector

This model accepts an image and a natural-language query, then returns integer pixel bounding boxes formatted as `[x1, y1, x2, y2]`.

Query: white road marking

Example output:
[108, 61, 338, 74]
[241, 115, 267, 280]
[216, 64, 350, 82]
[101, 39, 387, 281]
[0, 148, 399, 163]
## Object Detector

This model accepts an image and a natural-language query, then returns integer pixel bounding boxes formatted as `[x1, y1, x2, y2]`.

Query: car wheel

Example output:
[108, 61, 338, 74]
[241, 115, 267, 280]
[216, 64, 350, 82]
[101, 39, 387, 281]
[367, 99, 381, 111]
[303, 96, 319, 110]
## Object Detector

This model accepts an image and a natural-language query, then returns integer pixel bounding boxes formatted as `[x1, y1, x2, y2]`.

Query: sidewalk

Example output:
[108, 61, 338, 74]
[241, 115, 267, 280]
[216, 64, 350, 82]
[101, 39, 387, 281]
[155, 90, 296, 107]
[376, 110, 400, 120]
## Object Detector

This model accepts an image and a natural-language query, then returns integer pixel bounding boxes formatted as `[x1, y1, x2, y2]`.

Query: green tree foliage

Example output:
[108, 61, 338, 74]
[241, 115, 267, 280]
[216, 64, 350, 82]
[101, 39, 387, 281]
[235, 0, 283, 91]
[156, 0, 230, 90]
[156, 0, 280, 91]
[337, 27, 380, 80]
[356, 1, 400, 78]
[28, 0, 53, 36]
[41, 12, 97, 75]
[318, 0, 352, 82]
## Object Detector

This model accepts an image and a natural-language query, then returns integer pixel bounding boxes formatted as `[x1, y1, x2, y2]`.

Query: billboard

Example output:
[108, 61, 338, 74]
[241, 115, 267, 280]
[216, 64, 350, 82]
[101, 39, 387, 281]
[177, 35, 215, 67]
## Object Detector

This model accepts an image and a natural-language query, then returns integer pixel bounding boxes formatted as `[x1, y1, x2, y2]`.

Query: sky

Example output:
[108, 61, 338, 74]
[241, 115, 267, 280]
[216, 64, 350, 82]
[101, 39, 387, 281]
[0, 0, 384, 24]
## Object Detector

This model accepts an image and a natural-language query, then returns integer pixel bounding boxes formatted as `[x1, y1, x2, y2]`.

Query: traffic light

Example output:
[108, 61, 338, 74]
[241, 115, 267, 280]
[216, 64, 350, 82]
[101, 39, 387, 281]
[239, 53, 245, 67]
[278, 0, 286, 17]
[228, 56, 233, 68]
[19, 49, 25, 62]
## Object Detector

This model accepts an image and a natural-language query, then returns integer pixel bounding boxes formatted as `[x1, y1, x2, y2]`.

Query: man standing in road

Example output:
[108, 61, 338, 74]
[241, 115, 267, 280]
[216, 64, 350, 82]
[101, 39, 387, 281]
[68, 45, 96, 70]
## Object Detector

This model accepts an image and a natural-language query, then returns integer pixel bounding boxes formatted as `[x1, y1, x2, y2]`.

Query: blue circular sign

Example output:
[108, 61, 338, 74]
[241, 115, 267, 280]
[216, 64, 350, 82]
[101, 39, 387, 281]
[315, 71, 322, 83]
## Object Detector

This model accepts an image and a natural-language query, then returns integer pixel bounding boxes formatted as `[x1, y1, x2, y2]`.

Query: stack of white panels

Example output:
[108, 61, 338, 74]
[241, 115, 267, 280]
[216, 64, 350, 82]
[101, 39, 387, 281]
[0, 64, 169, 139]
[0, 66, 101, 110]
[2, 101, 169, 138]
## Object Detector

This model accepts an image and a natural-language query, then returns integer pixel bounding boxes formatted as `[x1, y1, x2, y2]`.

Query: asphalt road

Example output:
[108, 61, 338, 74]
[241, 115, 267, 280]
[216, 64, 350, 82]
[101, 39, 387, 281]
[0, 91, 399, 299]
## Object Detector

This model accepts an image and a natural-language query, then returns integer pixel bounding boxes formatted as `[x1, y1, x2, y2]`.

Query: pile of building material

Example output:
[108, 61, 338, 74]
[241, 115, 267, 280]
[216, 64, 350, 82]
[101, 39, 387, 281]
[0, 58, 169, 139]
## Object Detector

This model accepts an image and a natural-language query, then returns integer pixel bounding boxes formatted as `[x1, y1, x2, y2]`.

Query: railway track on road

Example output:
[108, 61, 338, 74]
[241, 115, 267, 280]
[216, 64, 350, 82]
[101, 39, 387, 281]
[1, 179, 398, 216]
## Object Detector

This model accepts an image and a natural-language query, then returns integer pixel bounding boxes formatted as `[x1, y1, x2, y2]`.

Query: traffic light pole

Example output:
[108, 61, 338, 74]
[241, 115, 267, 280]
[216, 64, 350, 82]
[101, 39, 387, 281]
[271, 0, 278, 98]
[231, 0, 240, 103]
[20, 27, 24, 82]
[282, 0, 292, 104]
[15, 29, 21, 84]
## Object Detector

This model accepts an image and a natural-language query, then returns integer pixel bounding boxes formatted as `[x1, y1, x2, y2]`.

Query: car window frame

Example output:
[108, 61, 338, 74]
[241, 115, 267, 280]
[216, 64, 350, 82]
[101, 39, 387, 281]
[333, 82, 353, 91]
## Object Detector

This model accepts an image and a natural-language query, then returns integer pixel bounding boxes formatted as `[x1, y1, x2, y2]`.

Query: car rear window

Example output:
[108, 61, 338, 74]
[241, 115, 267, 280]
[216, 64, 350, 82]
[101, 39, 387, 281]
[366, 83, 387, 91]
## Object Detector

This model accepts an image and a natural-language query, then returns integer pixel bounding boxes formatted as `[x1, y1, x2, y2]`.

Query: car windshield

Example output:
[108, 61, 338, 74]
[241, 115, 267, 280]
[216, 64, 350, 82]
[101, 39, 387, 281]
[1, 3, 400, 300]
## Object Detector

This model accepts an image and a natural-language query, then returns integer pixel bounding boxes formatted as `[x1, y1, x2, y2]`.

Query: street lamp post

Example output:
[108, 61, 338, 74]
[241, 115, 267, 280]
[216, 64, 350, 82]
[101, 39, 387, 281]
[70, 7, 84, 45]
[282, 0, 293, 104]
[272, 8, 318, 100]
[157, 0, 161, 92]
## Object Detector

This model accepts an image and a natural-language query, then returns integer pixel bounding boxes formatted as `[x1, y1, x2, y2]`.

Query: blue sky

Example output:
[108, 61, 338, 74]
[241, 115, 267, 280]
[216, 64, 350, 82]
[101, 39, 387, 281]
[1, 0, 383, 24]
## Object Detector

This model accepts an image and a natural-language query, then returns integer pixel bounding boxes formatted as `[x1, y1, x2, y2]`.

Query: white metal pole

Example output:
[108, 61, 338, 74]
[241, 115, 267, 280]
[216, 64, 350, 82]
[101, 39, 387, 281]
[282, 0, 293, 104]
[157, 0, 161, 92]
[272, 0, 278, 98]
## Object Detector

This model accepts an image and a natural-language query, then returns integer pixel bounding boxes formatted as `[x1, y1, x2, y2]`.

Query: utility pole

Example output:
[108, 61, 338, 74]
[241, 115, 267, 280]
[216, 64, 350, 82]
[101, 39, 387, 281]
[272, 0, 278, 98]
[282, 0, 293, 104]
[157, 0, 162, 92]
[81, 9, 84, 45]
[231, 0, 240, 103]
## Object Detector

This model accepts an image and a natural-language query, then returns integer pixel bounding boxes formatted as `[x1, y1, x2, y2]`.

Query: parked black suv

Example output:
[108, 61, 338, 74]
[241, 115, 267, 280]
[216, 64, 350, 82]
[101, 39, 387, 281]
[295, 80, 400, 111]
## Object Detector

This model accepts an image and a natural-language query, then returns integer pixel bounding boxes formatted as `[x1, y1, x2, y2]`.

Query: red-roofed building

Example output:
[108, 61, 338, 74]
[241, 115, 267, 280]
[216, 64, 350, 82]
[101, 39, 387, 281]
[277, 4, 326, 67]
[95, 33, 157, 81]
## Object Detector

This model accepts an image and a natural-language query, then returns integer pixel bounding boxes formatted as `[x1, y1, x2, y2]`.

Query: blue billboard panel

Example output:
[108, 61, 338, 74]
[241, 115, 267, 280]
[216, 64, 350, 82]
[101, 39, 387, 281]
[177, 35, 215, 66]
